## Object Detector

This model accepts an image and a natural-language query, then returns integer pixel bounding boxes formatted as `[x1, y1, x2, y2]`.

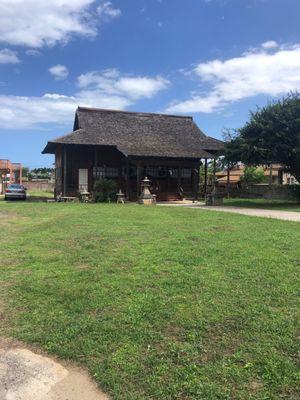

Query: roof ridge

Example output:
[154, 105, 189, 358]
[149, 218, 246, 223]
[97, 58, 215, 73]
[77, 106, 193, 120]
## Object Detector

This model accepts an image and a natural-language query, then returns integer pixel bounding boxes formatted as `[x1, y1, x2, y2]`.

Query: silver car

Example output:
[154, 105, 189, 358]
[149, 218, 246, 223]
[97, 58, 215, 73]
[4, 184, 27, 200]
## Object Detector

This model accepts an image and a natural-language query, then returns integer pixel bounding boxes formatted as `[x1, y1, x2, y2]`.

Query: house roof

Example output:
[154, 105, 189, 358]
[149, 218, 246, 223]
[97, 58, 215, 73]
[216, 164, 283, 184]
[42, 107, 223, 158]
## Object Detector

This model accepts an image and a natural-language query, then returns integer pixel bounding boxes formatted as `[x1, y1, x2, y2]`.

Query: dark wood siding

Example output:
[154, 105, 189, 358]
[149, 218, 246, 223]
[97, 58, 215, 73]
[57, 144, 201, 200]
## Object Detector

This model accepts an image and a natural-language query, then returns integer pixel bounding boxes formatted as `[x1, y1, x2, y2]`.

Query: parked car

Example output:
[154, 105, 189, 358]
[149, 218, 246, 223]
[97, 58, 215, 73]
[4, 184, 27, 200]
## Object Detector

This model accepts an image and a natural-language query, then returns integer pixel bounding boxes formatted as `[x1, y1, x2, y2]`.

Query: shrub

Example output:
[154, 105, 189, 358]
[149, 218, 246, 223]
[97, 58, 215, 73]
[93, 179, 117, 203]
[240, 166, 265, 188]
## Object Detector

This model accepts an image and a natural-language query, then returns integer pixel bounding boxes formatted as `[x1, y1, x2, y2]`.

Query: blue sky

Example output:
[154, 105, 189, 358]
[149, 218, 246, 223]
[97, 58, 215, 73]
[0, 0, 300, 167]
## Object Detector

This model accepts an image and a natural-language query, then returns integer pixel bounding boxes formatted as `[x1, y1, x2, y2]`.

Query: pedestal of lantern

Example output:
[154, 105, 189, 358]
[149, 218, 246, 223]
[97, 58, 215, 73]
[138, 177, 154, 205]
[117, 189, 125, 204]
[80, 190, 90, 203]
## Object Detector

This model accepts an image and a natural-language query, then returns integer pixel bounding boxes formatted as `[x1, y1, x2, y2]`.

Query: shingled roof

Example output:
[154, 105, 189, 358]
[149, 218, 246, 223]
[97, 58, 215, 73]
[42, 107, 223, 158]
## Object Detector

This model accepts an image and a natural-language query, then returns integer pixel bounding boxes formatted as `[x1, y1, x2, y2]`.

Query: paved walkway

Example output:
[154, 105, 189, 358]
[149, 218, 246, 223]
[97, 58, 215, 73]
[0, 338, 109, 400]
[197, 206, 300, 222]
[157, 202, 300, 222]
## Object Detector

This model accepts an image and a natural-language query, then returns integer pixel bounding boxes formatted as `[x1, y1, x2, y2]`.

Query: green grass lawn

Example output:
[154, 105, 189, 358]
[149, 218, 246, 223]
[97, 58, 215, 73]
[0, 202, 299, 399]
[27, 190, 54, 200]
[223, 197, 300, 212]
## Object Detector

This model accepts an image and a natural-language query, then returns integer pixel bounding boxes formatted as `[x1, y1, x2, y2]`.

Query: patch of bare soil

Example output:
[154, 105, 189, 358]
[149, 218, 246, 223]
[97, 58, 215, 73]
[0, 337, 109, 400]
[0, 212, 16, 226]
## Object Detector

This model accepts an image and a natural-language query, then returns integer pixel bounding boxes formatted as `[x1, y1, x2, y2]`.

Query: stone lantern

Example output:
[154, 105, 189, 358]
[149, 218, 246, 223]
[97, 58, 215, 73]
[138, 176, 154, 205]
[80, 189, 90, 203]
[116, 189, 125, 204]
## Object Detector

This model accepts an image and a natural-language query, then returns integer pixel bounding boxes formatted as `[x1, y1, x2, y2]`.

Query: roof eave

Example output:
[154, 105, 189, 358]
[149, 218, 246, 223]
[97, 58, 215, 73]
[42, 142, 57, 154]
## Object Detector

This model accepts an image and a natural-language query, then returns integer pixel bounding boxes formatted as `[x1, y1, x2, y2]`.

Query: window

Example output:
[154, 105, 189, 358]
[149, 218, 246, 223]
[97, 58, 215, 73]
[182, 168, 191, 178]
[93, 167, 118, 179]
[169, 168, 178, 178]
[93, 167, 105, 179]
[146, 166, 159, 177]
[106, 167, 118, 178]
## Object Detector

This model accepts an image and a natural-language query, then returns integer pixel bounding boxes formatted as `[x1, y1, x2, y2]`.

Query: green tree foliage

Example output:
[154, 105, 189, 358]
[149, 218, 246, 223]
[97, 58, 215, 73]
[27, 167, 54, 180]
[29, 167, 54, 180]
[223, 93, 300, 182]
[22, 167, 30, 178]
[239, 166, 265, 187]
[93, 179, 117, 202]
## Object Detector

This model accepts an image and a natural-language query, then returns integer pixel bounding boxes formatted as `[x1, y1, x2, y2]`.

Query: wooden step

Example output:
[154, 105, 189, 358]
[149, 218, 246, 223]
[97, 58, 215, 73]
[156, 192, 183, 201]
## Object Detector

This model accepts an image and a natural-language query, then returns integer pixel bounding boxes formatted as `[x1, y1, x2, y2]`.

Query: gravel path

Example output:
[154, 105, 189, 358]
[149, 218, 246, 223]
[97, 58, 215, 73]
[196, 205, 300, 222]
[0, 338, 109, 400]
[157, 202, 300, 222]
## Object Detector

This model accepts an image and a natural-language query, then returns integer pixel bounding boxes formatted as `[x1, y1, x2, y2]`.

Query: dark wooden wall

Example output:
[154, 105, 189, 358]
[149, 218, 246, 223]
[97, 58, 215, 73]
[56, 144, 202, 199]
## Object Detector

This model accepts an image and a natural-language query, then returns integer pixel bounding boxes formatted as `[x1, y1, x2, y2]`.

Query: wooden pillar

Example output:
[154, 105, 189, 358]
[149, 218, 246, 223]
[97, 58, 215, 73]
[63, 145, 67, 196]
[213, 158, 216, 190]
[204, 158, 208, 197]
[278, 168, 283, 185]
[118, 166, 122, 190]
[226, 164, 230, 198]
[194, 166, 200, 201]
[136, 164, 141, 198]
[91, 147, 98, 191]
[19, 165, 22, 185]
[178, 168, 182, 194]
[125, 159, 130, 200]
[166, 166, 170, 191]
[269, 163, 273, 187]
[191, 167, 195, 194]
[94, 147, 98, 167]
[178, 168, 182, 187]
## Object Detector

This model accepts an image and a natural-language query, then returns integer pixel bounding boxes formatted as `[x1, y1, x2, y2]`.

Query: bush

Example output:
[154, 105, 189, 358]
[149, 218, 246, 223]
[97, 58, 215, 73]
[93, 179, 117, 203]
[240, 166, 265, 188]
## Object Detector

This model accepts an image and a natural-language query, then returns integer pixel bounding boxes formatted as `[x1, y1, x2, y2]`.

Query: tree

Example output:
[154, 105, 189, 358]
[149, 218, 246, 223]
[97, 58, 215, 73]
[223, 93, 300, 182]
[22, 167, 30, 178]
[93, 179, 117, 202]
[239, 166, 265, 188]
[28, 167, 54, 180]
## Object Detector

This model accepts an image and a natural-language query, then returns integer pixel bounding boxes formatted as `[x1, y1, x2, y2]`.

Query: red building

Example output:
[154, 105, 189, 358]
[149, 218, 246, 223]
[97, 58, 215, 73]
[0, 159, 22, 194]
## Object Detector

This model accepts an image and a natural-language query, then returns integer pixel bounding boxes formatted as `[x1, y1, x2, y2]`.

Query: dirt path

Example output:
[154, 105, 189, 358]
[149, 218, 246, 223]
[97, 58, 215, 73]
[157, 203, 300, 222]
[196, 205, 300, 222]
[0, 338, 109, 400]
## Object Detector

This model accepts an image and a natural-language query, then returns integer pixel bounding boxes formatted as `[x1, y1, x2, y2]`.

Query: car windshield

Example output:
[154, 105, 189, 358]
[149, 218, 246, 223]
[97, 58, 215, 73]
[8, 184, 23, 189]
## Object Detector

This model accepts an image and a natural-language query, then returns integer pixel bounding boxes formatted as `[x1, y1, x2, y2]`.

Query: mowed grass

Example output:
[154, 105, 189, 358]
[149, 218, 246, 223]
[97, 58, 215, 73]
[0, 202, 299, 399]
[27, 190, 54, 198]
[223, 198, 300, 212]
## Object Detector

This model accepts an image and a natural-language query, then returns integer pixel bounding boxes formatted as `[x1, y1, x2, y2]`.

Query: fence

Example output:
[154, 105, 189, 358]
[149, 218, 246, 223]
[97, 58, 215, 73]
[24, 181, 55, 192]
[228, 184, 300, 201]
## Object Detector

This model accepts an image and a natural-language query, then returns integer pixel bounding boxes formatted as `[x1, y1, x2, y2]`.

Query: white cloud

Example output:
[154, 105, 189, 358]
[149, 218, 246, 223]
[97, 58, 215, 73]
[0, 69, 170, 129]
[25, 49, 42, 57]
[0, 0, 121, 48]
[0, 48, 20, 64]
[0, 93, 131, 129]
[97, 1, 121, 20]
[261, 40, 278, 50]
[77, 69, 170, 100]
[49, 64, 69, 80]
[166, 42, 300, 113]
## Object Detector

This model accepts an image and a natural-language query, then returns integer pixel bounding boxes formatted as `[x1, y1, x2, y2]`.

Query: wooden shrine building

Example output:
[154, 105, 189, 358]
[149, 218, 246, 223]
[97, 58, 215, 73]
[42, 107, 223, 201]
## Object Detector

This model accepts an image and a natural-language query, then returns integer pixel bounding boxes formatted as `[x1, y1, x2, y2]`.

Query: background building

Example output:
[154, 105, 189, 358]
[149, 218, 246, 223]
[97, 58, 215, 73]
[0, 160, 22, 194]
